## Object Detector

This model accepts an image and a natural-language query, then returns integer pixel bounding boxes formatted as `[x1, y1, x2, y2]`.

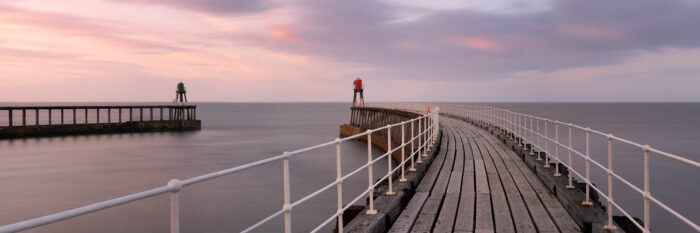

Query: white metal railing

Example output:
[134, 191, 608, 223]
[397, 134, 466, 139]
[438, 104, 700, 233]
[0, 104, 439, 233]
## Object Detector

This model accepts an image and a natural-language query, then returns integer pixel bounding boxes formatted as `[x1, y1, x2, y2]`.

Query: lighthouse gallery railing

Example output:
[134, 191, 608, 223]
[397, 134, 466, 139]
[0, 104, 439, 233]
[439, 104, 700, 233]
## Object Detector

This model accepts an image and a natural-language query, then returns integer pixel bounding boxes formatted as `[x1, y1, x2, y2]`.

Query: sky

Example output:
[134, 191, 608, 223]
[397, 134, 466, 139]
[1, 0, 699, 102]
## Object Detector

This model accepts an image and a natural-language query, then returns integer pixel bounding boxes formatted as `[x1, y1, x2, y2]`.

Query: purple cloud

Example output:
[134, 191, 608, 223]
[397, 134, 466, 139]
[208, 0, 700, 81]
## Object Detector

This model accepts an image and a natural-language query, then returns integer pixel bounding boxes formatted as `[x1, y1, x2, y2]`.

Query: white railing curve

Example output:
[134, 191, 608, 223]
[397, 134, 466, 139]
[438, 104, 700, 233]
[0, 104, 439, 233]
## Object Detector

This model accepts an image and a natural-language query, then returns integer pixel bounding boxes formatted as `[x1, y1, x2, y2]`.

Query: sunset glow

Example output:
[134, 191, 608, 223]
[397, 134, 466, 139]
[1, 0, 699, 102]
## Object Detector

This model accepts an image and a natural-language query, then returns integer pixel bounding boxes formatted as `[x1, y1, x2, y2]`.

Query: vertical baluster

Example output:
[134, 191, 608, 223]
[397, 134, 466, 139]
[335, 139, 343, 232]
[409, 120, 416, 172]
[529, 117, 535, 156]
[8, 109, 12, 127]
[554, 121, 561, 176]
[282, 152, 292, 233]
[366, 131, 377, 215]
[582, 128, 593, 206]
[61, 109, 64, 125]
[416, 118, 423, 164]
[73, 108, 76, 125]
[425, 115, 430, 152]
[400, 122, 407, 182]
[167, 179, 182, 233]
[544, 120, 550, 167]
[386, 126, 395, 195]
[566, 124, 575, 189]
[604, 135, 617, 231]
[48, 109, 52, 126]
[643, 145, 650, 233]
[536, 119, 542, 161]
[521, 114, 527, 151]
[22, 108, 27, 126]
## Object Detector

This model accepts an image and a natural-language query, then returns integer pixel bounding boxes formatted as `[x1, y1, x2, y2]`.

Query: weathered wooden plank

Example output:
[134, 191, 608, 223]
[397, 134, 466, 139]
[415, 128, 450, 193]
[434, 135, 465, 231]
[389, 192, 430, 233]
[474, 126, 579, 232]
[474, 193, 494, 233]
[477, 137, 515, 233]
[475, 134, 537, 233]
[475, 127, 560, 233]
[433, 194, 460, 232]
[472, 139, 489, 194]
[511, 150, 582, 233]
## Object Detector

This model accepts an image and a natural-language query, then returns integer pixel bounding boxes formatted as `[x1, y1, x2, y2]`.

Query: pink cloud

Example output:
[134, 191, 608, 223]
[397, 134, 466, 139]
[450, 36, 505, 52]
[0, 4, 182, 53]
[267, 27, 303, 43]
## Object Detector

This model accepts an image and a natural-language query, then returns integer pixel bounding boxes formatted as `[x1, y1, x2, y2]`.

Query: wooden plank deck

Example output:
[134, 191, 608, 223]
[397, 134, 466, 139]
[388, 117, 582, 233]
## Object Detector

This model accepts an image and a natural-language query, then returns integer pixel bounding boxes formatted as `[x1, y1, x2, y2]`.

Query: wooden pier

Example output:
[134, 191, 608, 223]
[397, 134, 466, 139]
[0, 105, 200, 138]
[388, 117, 582, 233]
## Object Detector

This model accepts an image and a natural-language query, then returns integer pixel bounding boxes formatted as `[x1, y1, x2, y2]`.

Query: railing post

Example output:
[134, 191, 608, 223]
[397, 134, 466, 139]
[167, 179, 182, 233]
[582, 128, 593, 206]
[36, 108, 39, 125]
[529, 117, 535, 156]
[425, 115, 430, 152]
[422, 116, 428, 157]
[366, 131, 378, 215]
[48, 109, 52, 126]
[335, 138, 344, 233]
[536, 118, 542, 161]
[118, 108, 122, 123]
[150, 108, 154, 121]
[85, 108, 88, 124]
[520, 115, 527, 151]
[554, 121, 561, 176]
[386, 126, 396, 196]
[108, 108, 111, 123]
[282, 151, 292, 233]
[643, 145, 650, 233]
[416, 118, 423, 164]
[96, 108, 100, 123]
[409, 120, 416, 172]
[22, 108, 26, 126]
[61, 109, 64, 125]
[73, 108, 76, 125]
[604, 134, 617, 231]
[566, 123, 575, 189]
[544, 120, 551, 167]
[400, 122, 407, 182]
[8, 109, 12, 127]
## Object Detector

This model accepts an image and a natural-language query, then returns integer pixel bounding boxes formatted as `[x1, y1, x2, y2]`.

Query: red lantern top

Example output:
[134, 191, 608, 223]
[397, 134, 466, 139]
[353, 78, 363, 90]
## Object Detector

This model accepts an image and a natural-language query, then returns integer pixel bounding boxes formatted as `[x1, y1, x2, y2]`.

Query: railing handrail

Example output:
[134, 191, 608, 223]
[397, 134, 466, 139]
[0, 104, 440, 233]
[438, 103, 700, 233]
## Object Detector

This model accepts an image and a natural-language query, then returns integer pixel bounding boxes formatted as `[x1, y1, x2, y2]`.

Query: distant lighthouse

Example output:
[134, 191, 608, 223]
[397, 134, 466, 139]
[175, 82, 188, 103]
[173, 82, 189, 121]
[352, 78, 364, 107]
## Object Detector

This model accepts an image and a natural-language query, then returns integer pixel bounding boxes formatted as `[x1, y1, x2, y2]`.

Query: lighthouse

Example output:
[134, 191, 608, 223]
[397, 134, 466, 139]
[352, 78, 364, 107]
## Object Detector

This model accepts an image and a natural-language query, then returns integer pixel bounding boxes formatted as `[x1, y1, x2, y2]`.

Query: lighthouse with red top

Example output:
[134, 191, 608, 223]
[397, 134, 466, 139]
[352, 78, 364, 107]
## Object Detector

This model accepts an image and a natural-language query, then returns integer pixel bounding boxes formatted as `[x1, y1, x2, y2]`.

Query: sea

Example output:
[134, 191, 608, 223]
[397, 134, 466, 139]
[0, 102, 698, 233]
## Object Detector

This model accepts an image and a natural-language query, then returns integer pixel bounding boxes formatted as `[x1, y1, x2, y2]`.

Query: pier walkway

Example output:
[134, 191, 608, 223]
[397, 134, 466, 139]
[390, 117, 581, 233]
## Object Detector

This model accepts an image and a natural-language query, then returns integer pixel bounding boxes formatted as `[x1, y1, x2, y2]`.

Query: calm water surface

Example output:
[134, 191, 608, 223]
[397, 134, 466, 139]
[1, 103, 698, 232]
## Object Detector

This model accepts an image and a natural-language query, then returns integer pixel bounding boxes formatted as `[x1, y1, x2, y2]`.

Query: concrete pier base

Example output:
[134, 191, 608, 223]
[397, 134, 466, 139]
[0, 120, 201, 139]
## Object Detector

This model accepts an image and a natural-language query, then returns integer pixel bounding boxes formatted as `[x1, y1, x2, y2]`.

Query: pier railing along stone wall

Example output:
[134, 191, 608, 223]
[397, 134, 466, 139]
[341, 107, 423, 162]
